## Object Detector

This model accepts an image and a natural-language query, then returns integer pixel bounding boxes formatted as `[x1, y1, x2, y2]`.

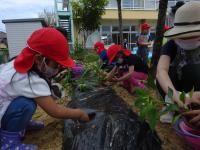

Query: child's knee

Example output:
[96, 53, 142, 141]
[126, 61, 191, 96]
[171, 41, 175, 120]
[11, 97, 37, 115]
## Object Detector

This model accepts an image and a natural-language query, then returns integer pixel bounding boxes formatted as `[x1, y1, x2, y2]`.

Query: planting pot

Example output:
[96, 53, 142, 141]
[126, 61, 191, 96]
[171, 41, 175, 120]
[174, 118, 200, 150]
[183, 103, 200, 130]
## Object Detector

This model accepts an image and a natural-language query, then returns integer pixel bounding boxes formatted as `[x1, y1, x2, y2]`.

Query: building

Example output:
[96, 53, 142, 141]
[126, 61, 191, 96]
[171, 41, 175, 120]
[0, 31, 7, 49]
[2, 18, 47, 58]
[55, 0, 196, 49]
[100, 0, 159, 49]
[54, 0, 74, 46]
[0, 31, 8, 63]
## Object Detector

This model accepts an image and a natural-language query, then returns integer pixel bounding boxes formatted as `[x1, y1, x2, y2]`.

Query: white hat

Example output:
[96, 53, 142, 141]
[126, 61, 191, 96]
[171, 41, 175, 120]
[165, 1, 200, 39]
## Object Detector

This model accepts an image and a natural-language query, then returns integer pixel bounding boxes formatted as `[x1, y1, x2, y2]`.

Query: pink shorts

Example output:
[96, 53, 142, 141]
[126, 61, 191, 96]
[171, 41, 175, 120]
[122, 71, 148, 90]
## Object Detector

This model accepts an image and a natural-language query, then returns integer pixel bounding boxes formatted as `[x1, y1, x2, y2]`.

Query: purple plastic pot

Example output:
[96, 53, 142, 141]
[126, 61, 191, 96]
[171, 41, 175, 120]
[173, 118, 200, 150]
[72, 64, 84, 78]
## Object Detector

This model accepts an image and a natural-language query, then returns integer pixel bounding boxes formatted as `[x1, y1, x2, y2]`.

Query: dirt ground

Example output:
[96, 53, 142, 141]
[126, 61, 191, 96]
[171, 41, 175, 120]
[25, 86, 191, 150]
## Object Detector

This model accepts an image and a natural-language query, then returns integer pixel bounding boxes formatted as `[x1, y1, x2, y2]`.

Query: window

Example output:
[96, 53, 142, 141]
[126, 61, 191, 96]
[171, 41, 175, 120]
[122, 0, 133, 9]
[102, 26, 110, 32]
[134, 0, 144, 8]
[106, 0, 117, 9]
[57, 3, 63, 11]
[145, 0, 156, 9]
[131, 26, 136, 32]
[123, 26, 130, 32]
[168, 0, 177, 8]
[112, 26, 119, 32]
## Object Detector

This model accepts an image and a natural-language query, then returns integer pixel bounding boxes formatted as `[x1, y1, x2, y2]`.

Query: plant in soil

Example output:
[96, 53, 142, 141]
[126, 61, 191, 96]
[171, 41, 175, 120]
[134, 87, 198, 130]
[134, 88, 160, 130]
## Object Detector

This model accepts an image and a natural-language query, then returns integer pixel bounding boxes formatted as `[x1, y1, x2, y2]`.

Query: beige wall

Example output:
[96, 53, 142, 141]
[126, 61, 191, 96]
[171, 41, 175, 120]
[102, 9, 158, 20]
[73, 9, 158, 42]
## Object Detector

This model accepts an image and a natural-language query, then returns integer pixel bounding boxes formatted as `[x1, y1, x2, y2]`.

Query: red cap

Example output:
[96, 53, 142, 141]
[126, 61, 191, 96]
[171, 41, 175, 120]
[14, 28, 75, 73]
[94, 42, 106, 55]
[107, 44, 131, 64]
[141, 23, 151, 31]
[164, 25, 170, 32]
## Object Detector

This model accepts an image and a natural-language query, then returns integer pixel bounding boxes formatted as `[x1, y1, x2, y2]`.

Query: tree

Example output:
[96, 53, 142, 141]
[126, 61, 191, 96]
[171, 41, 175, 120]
[38, 9, 56, 26]
[151, 0, 168, 76]
[116, 0, 123, 45]
[71, 0, 108, 35]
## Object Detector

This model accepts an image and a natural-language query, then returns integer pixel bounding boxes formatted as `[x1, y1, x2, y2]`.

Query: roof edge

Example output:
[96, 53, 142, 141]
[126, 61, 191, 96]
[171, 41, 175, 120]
[2, 18, 48, 27]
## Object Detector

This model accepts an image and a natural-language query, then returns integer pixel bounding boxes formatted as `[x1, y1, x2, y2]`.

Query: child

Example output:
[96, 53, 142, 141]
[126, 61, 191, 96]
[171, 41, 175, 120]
[94, 42, 114, 72]
[94, 41, 108, 65]
[0, 28, 89, 150]
[137, 23, 152, 64]
[106, 44, 148, 92]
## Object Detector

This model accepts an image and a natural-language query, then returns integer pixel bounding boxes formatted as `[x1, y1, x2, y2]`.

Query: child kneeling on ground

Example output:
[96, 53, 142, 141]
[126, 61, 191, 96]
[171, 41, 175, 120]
[106, 44, 148, 92]
[0, 28, 89, 150]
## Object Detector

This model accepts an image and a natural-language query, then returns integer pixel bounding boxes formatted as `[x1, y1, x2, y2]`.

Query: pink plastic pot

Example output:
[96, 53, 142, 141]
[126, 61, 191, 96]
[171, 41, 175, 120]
[174, 118, 200, 150]
[72, 64, 84, 78]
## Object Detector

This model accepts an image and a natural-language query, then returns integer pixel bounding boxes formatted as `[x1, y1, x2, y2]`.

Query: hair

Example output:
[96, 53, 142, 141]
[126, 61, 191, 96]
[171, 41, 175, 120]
[171, 1, 185, 15]
[10, 57, 51, 95]
[55, 27, 68, 40]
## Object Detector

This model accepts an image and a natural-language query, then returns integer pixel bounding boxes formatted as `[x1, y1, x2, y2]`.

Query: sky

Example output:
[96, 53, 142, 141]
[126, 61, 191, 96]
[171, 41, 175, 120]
[0, 0, 54, 32]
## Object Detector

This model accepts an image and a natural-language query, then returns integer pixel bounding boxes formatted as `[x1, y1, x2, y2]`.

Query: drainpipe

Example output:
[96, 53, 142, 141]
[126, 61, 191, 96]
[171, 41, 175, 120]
[69, 0, 75, 50]
[54, 0, 59, 27]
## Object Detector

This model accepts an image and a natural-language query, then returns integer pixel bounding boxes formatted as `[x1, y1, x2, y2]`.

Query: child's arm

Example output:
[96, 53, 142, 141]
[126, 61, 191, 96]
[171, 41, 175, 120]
[105, 66, 117, 81]
[115, 66, 134, 81]
[35, 96, 89, 121]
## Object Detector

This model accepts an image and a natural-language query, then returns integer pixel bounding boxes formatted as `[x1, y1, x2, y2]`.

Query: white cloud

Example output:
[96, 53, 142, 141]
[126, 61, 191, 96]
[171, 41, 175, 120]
[0, 0, 54, 31]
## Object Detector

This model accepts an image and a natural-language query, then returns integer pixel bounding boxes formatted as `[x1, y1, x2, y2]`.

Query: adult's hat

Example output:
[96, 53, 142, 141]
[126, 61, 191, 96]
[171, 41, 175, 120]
[14, 28, 75, 73]
[107, 44, 131, 64]
[165, 1, 200, 39]
[141, 23, 151, 31]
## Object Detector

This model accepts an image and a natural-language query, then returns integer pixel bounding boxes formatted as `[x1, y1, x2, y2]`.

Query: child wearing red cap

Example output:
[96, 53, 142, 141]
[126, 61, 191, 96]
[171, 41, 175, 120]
[137, 23, 152, 64]
[94, 41, 108, 64]
[0, 28, 89, 150]
[94, 42, 115, 72]
[106, 44, 148, 92]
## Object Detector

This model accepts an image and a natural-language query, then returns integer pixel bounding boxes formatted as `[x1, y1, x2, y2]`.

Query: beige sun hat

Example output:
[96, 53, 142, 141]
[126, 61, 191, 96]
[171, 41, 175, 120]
[165, 1, 200, 39]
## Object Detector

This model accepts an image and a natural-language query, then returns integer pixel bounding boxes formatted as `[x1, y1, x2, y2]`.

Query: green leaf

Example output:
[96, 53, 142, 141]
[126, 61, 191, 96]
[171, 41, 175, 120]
[134, 88, 149, 97]
[189, 87, 194, 98]
[167, 87, 173, 99]
[135, 97, 149, 109]
[146, 105, 158, 130]
[160, 104, 179, 116]
[179, 92, 186, 103]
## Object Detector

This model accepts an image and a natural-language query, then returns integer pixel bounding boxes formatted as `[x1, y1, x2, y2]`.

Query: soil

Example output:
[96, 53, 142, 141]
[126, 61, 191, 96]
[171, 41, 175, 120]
[25, 86, 191, 150]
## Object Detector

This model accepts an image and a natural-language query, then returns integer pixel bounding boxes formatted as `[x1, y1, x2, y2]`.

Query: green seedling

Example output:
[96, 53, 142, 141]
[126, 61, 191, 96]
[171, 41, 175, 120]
[134, 87, 195, 129]
[134, 88, 159, 130]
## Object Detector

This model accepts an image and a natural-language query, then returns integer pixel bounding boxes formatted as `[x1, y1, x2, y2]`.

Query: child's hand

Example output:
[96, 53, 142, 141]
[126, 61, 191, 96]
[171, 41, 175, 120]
[76, 109, 90, 122]
[186, 92, 200, 106]
[183, 110, 200, 127]
[111, 77, 119, 82]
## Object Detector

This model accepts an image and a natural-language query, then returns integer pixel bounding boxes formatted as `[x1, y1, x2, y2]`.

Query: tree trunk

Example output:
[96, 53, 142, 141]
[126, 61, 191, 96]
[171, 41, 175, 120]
[150, 0, 168, 77]
[117, 0, 123, 45]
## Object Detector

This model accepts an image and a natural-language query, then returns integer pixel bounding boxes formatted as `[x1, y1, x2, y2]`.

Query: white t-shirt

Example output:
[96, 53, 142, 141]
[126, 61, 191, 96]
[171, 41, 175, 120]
[0, 61, 51, 127]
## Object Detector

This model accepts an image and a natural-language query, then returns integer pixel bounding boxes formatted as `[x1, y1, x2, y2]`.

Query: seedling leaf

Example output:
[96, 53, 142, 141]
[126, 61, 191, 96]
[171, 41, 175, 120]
[179, 92, 186, 103]
[167, 87, 173, 99]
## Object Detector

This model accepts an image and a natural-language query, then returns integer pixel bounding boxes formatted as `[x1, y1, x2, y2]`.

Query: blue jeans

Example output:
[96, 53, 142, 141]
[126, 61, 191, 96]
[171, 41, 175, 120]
[1, 97, 37, 132]
[137, 46, 149, 64]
